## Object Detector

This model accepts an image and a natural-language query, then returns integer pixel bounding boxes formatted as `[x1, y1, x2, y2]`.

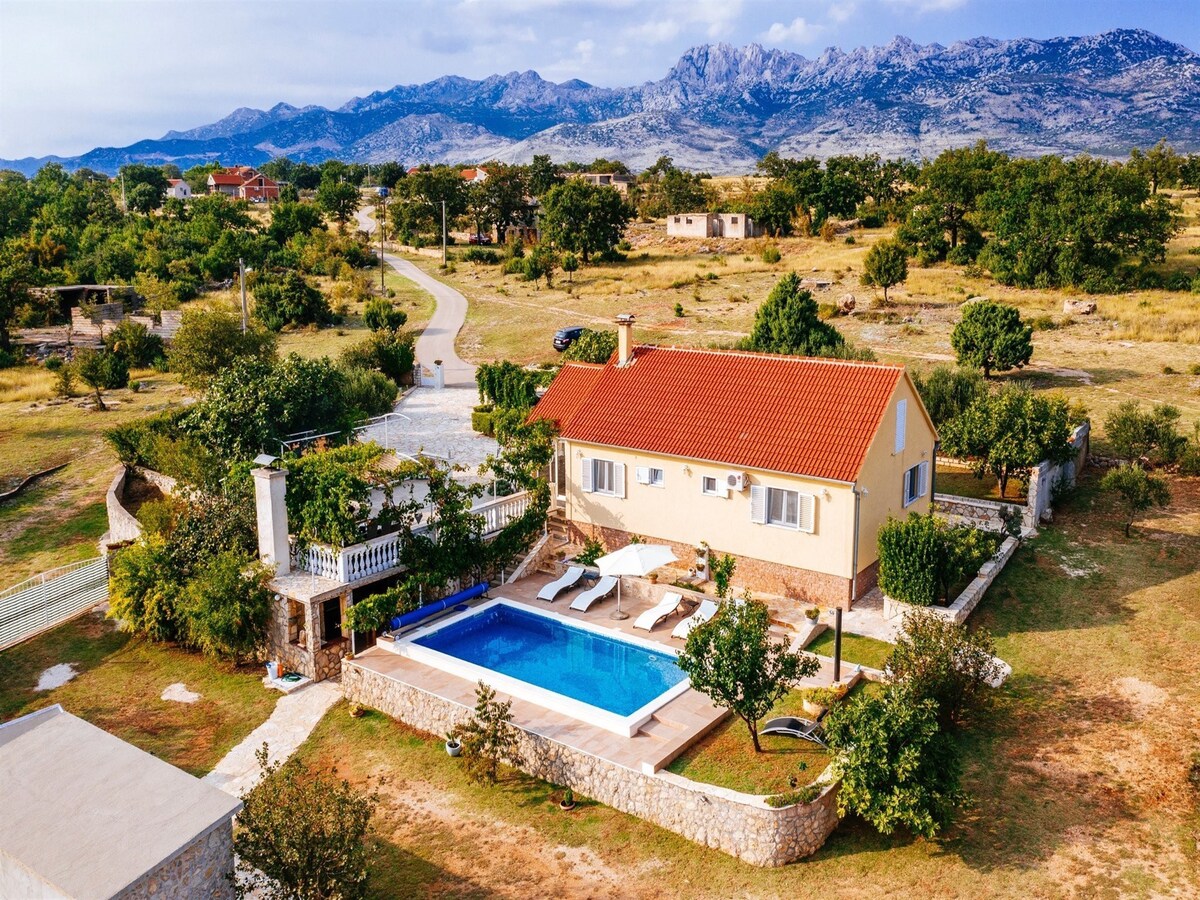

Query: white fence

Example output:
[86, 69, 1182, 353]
[0, 557, 109, 651]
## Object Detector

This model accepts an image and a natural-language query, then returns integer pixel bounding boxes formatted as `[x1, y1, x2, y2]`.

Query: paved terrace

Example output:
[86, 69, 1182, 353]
[351, 572, 840, 773]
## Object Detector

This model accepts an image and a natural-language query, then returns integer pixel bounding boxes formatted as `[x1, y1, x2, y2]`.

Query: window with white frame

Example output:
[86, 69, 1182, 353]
[903, 461, 929, 506]
[750, 484, 815, 532]
[580, 457, 625, 497]
[701, 475, 723, 496]
[635, 466, 665, 487]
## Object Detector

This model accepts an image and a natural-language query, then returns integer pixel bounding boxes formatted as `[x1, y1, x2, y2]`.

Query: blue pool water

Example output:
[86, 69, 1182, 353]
[413, 604, 687, 716]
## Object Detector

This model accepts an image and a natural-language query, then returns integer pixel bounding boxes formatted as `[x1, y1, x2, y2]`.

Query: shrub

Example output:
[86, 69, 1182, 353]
[674, 301, 685, 317]
[104, 320, 165, 368]
[709, 553, 736, 600]
[911, 365, 987, 428]
[73, 348, 129, 410]
[340, 328, 416, 385]
[561, 329, 617, 364]
[1100, 463, 1172, 537]
[888, 610, 1003, 728]
[825, 686, 963, 838]
[253, 271, 334, 331]
[344, 586, 403, 634]
[180, 550, 271, 665]
[1103, 400, 1187, 465]
[168, 307, 277, 387]
[362, 296, 407, 332]
[761, 245, 782, 264]
[461, 246, 500, 264]
[950, 299, 1033, 378]
[502, 257, 525, 276]
[234, 746, 379, 900]
[459, 681, 521, 785]
[107, 537, 182, 643]
[339, 365, 399, 418]
[475, 360, 540, 410]
[471, 409, 494, 436]
[575, 537, 605, 566]
[877, 513, 997, 606]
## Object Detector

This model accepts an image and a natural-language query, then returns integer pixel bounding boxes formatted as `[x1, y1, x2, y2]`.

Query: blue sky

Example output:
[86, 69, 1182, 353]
[0, 0, 1196, 159]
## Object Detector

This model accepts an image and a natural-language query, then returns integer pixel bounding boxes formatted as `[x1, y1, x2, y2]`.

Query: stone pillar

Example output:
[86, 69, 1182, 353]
[252, 467, 290, 575]
[433, 360, 445, 390]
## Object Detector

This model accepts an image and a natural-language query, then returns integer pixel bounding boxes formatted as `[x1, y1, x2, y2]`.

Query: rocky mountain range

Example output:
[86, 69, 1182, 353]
[6, 28, 1199, 176]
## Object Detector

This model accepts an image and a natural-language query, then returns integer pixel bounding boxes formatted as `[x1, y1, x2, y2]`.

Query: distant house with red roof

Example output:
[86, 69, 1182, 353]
[528, 315, 938, 609]
[206, 167, 279, 201]
[460, 167, 488, 183]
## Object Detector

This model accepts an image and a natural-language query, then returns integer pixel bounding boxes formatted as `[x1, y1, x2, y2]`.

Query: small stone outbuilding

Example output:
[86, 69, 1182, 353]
[0, 705, 241, 899]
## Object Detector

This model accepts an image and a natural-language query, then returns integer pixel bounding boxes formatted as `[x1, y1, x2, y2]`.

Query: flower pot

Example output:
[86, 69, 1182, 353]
[559, 800, 576, 811]
[445, 740, 462, 757]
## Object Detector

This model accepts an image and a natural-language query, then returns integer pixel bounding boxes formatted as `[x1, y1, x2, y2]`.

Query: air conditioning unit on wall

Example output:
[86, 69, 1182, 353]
[725, 472, 747, 492]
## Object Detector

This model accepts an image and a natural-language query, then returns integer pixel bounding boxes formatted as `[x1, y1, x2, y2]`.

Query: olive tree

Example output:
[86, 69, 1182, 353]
[1100, 463, 1171, 537]
[861, 238, 908, 302]
[73, 348, 129, 410]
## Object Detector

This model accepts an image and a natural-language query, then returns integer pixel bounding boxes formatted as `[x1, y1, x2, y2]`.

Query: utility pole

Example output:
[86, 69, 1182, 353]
[239, 257, 248, 334]
[378, 196, 386, 294]
[441, 200, 447, 266]
[120, 173, 128, 216]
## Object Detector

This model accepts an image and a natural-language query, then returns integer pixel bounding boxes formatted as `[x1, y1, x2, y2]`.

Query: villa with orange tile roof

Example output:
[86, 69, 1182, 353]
[529, 315, 938, 611]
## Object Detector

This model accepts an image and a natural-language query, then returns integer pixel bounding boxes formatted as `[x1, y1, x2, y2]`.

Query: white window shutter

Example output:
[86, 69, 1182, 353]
[635, 466, 650, 485]
[895, 399, 907, 454]
[614, 463, 626, 498]
[750, 485, 767, 524]
[581, 458, 593, 493]
[919, 460, 929, 498]
[798, 494, 816, 533]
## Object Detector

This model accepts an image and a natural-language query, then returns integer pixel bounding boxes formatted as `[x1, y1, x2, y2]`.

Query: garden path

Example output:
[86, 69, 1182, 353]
[202, 679, 343, 798]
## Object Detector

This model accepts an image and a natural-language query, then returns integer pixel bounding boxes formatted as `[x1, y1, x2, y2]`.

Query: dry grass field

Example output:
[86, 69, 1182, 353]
[422, 189, 1200, 453]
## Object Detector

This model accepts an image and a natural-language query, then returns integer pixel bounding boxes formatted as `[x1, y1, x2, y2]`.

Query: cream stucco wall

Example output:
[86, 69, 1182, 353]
[852, 372, 937, 575]
[562, 444, 857, 580]
[560, 374, 937, 586]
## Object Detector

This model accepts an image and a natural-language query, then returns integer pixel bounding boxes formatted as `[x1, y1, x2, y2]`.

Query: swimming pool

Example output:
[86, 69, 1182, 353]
[400, 599, 692, 736]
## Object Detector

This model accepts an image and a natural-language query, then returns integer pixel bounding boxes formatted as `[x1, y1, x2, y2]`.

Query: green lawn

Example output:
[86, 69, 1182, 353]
[935, 468, 1027, 503]
[0, 611, 278, 776]
[804, 629, 894, 670]
[665, 688, 830, 795]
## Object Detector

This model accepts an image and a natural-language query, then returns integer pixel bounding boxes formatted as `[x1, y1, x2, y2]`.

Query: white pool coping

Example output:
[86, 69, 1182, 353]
[393, 597, 693, 737]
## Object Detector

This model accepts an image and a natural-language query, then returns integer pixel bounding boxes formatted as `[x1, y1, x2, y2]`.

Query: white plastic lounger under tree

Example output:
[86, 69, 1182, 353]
[671, 599, 719, 640]
[761, 713, 829, 748]
[569, 576, 619, 612]
[632, 592, 683, 631]
[537, 566, 585, 602]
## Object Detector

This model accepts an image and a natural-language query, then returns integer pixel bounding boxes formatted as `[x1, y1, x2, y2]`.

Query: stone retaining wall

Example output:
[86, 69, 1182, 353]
[105, 468, 144, 545]
[933, 494, 1023, 533]
[120, 820, 236, 899]
[343, 660, 841, 867]
[884, 535, 1019, 625]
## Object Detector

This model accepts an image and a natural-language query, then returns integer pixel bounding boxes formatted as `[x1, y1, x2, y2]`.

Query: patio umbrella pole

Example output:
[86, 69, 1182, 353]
[610, 577, 629, 620]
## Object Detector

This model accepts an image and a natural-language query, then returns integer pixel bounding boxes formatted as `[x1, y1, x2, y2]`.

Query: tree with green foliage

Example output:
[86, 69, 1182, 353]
[475, 360, 542, 410]
[373, 161, 405, 190]
[739, 272, 846, 357]
[862, 238, 908, 302]
[118, 163, 170, 213]
[898, 141, 1005, 262]
[939, 384, 1075, 498]
[524, 154, 561, 198]
[315, 175, 361, 230]
[180, 550, 271, 665]
[1103, 400, 1187, 466]
[1101, 463, 1172, 537]
[561, 328, 616, 364]
[950, 299, 1033, 378]
[234, 745, 379, 900]
[1127, 139, 1181, 194]
[253, 271, 333, 331]
[539, 179, 632, 263]
[825, 686, 964, 838]
[396, 165, 468, 238]
[168, 307, 277, 386]
[284, 444, 394, 548]
[267, 199, 325, 245]
[458, 681, 521, 785]
[910, 365, 987, 428]
[748, 181, 801, 237]
[181, 161, 222, 195]
[339, 365, 398, 418]
[344, 585, 405, 635]
[877, 513, 998, 606]
[887, 610, 1003, 728]
[525, 241, 559, 288]
[108, 536, 182, 642]
[561, 251, 578, 282]
[977, 154, 1177, 288]
[362, 296, 407, 332]
[676, 598, 819, 752]
[103, 319, 164, 368]
[73, 347, 128, 410]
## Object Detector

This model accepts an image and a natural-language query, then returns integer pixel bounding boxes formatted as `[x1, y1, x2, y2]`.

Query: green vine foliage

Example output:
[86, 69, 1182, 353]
[475, 360, 543, 410]
[285, 444, 401, 549]
[344, 586, 405, 634]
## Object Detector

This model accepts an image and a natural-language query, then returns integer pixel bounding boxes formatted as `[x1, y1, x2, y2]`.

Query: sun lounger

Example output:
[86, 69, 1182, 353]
[569, 576, 618, 612]
[761, 713, 828, 748]
[671, 599, 719, 640]
[537, 566, 585, 602]
[632, 592, 683, 631]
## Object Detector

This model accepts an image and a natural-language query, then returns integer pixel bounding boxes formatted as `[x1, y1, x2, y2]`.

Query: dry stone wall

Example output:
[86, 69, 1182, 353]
[343, 660, 841, 867]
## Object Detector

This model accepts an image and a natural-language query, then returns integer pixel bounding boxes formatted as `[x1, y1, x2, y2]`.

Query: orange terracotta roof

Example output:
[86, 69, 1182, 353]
[532, 346, 906, 483]
[527, 362, 606, 430]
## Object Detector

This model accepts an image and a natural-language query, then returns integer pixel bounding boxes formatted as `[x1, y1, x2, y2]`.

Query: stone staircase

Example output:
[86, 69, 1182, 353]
[635, 708, 725, 772]
[546, 508, 570, 545]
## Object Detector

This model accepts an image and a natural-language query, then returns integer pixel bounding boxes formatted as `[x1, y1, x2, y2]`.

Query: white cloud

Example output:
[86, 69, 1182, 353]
[575, 39, 596, 61]
[764, 17, 823, 45]
[627, 19, 681, 44]
[827, 1, 857, 24]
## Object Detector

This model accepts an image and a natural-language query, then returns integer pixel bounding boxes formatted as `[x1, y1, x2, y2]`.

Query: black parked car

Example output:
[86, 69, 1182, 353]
[553, 325, 586, 352]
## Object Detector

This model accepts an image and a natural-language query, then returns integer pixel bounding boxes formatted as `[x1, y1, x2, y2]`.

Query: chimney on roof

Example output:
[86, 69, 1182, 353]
[615, 313, 635, 367]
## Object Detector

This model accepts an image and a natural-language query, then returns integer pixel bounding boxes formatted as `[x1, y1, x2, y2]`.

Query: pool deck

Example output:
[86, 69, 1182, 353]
[352, 572, 840, 773]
